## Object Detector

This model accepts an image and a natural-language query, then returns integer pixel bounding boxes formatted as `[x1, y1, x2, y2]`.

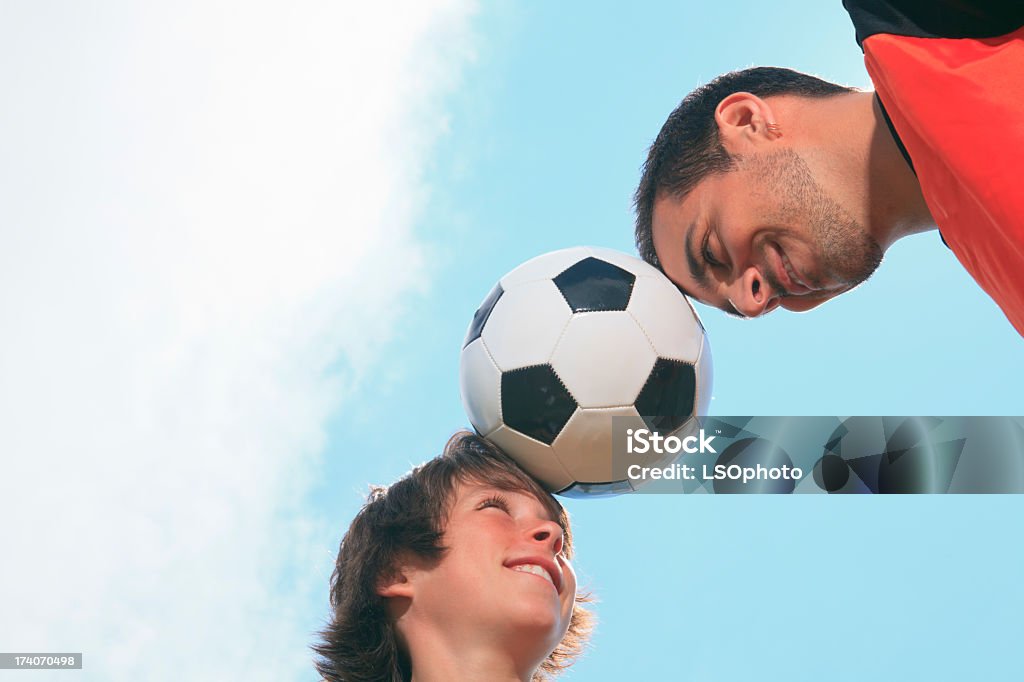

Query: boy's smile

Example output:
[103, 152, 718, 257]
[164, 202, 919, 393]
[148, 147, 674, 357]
[405, 482, 578, 652]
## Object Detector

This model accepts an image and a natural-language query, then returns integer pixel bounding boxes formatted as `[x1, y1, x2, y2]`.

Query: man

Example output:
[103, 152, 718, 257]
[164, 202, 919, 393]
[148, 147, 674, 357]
[634, 2, 1024, 334]
[313, 431, 593, 682]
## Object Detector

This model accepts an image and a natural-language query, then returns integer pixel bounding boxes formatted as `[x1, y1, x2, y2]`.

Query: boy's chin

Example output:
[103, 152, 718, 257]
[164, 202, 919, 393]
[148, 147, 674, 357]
[503, 602, 569, 648]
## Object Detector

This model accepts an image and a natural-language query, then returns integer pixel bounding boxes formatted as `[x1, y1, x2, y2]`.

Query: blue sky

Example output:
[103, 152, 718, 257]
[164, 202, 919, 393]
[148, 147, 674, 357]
[1, 2, 1021, 681]
[313, 2, 1023, 681]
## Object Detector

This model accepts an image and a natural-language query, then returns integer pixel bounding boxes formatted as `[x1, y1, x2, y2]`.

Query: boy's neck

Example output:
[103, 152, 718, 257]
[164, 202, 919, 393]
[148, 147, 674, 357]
[409, 651, 533, 682]
[405, 626, 541, 682]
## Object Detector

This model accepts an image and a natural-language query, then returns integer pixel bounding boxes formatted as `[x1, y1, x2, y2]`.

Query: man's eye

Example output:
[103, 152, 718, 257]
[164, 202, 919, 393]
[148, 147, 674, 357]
[700, 225, 725, 269]
[703, 239, 722, 268]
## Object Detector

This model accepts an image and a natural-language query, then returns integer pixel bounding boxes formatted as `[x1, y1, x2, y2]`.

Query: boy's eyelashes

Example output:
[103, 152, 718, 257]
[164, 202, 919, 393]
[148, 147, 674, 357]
[476, 492, 570, 558]
[478, 493, 512, 513]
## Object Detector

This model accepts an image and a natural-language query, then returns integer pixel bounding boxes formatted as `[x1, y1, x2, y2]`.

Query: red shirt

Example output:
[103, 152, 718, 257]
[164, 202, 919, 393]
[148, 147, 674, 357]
[864, 26, 1024, 335]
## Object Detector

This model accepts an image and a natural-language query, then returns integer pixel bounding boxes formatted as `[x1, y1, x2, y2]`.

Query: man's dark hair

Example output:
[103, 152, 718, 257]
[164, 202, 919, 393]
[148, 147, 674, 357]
[633, 66, 856, 268]
[313, 430, 594, 682]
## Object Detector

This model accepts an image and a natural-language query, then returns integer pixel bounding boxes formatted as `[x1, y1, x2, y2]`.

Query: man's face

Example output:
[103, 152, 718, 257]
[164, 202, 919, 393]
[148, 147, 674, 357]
[652, 149, 883, 318]
[408, 481, 577, 653]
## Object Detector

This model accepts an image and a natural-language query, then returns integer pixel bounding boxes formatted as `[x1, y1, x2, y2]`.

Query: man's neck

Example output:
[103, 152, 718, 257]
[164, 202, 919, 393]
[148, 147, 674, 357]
[789, 90, 936, 249]
[864, 92, 936, 247]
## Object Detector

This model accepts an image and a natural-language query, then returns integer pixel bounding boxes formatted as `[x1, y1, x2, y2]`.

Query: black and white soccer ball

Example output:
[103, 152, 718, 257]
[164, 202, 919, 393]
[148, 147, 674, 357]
[459, 246, 713, 497]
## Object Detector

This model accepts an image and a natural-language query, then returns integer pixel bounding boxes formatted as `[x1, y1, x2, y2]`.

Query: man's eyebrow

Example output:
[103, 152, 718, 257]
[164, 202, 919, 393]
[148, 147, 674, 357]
[684, 218, 709, 290]
[680, 218, 745, 319]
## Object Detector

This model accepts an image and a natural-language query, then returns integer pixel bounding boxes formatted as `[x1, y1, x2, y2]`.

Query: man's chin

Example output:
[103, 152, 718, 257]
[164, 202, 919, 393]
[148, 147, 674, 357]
[779, 291, 837, 312]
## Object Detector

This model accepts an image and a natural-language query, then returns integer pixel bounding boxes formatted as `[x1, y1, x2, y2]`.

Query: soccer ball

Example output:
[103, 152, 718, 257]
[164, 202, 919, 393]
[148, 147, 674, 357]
[459, 246, 713, 497]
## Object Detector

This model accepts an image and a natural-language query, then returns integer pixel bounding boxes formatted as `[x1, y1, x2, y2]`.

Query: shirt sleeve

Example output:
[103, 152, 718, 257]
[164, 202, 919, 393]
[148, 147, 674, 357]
[843, 0, 1024, 47]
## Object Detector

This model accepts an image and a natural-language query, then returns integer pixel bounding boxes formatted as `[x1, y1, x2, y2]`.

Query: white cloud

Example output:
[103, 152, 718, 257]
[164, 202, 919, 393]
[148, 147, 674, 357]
[0, 1, 475, 679]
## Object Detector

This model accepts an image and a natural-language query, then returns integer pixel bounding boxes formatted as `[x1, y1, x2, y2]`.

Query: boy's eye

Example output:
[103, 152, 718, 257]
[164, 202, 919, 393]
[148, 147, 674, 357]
[478, 494, 511, 513]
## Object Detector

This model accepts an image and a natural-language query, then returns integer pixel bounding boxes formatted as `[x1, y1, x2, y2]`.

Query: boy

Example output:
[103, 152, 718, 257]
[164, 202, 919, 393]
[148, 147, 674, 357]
[314, 431, 593, 682]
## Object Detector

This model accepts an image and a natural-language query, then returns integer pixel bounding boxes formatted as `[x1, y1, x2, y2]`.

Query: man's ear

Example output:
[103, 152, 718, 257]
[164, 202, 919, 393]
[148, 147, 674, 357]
[376, 567, 416, 600]
[715, 92, 777, 152]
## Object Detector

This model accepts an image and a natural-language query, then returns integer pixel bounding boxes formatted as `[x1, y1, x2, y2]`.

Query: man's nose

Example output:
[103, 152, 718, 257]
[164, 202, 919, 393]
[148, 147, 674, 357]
[727, 265, 774, 318]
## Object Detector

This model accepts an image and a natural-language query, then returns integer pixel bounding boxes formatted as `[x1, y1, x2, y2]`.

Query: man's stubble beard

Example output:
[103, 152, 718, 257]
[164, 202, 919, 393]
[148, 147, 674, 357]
[748, 149, 883, 293]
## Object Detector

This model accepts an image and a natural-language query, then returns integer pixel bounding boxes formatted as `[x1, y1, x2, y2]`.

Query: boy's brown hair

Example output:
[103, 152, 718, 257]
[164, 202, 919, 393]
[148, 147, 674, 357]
[313, 430, 594, 682]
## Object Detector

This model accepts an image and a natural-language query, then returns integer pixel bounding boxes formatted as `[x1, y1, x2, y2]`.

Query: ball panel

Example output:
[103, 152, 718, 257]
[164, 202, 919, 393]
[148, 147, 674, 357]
[458, 246, 714, 499]
[463, 282, 504, 349]
[557, 479, 635, 498]
[498, 247, 593, 289]
[487, 424, 575, 492]
[501, 364, 578, 445]
[482, 279, 572, 370]
[585, 246, 664, 279]
[695, 336, 714, 415]
[553, 406, 644, 483]
[634, 358, 697, 434]
[550, 312, 656, 408]
[636, 414, 702, 491]
[552, 257, 635, 312]
[626, 276, 704, 361]
[459, 338, 503, 437]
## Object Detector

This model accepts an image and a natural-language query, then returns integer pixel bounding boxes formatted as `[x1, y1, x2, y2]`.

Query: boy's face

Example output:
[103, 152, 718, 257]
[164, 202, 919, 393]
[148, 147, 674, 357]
[409, 480, 578, 652]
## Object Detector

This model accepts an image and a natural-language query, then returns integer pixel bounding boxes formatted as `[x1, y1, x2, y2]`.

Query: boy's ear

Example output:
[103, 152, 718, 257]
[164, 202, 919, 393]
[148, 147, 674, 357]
[376, 567, 415, 599]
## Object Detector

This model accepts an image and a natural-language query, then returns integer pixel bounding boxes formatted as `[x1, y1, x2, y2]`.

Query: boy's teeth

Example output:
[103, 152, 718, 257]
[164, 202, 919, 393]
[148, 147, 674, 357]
[513, 564, 553, 585]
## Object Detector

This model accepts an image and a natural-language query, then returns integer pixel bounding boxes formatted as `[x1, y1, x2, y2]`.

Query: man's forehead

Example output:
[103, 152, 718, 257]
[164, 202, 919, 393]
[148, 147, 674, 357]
[652, 189, 694, 230]
[651, 188, 744, 318]
[652, 191, 700, 286]
[652, 187, 701, 257]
